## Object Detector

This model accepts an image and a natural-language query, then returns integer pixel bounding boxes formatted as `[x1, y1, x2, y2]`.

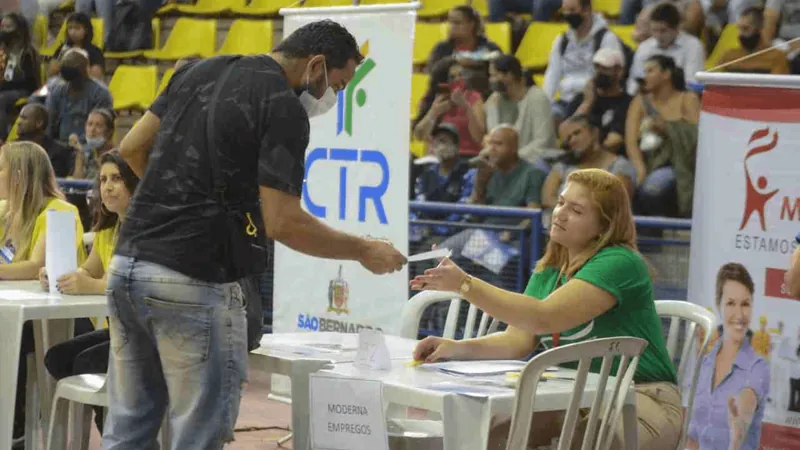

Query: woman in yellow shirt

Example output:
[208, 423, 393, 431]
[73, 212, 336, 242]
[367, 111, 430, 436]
[40, 150, 138, 435]
[1, 141, 88, 447]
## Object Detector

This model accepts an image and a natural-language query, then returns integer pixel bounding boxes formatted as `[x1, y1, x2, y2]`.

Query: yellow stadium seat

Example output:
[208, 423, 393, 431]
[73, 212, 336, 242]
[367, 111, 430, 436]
[144, 18, 216, 60]
[177, 0, 246, 15]
[108, 65, 158, 110]
[7, 115, 20, 142]
[485, 22, 511, 54]
[515, 22, 567, 69]
[157, 68, 175, 96]
[706, 24, 739, 69]
[105, 18, 161, 59]
[472, 0, 489, 16]
[231, 0, 297, 16]
[609, 24, 637, 50]
[33, 15, 48, 50]
[414, 22, 448, 66]
[91, 18, 104, 49]
[419, 0, 464, 18]
[40, 21, 67, 58]
[594, 0, 621, 18]
[410, 139, 426, 158]
[219, 20, 274, 55]
[55, 0, 75, 11]
[411, 72, 429, 117]
[533, 74, 544, 87]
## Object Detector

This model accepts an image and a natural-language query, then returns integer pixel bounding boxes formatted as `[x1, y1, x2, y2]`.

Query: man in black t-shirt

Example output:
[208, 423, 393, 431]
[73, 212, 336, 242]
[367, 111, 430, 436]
[566, 48, 631, 155]
[104, 21, 406, 449]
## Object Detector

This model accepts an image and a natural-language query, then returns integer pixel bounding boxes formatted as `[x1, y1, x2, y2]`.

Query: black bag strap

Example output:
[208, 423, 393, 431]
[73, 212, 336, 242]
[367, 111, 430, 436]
[205, 62, 236, 206]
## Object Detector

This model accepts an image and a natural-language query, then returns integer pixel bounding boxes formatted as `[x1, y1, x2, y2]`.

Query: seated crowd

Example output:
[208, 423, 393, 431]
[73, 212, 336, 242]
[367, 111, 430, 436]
[410, 0, 798, 229]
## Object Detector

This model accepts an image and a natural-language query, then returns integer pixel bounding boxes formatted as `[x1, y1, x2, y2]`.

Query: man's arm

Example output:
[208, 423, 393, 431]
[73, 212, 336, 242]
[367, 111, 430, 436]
[259, 187, 404, 274]
[119, 111, 160, 178]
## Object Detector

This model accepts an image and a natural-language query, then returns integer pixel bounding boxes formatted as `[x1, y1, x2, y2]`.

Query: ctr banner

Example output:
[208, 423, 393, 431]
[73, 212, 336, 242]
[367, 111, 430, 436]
[688, 74, 800, 449]
[273, 4, 415, 336]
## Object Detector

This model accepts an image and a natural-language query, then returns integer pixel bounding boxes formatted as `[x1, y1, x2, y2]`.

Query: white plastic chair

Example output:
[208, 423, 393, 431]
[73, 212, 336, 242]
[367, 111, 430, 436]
[389, 291, 501, 446]
[399, 290, 500, 340]
[46, 373, 171, 450]
[506, 337, 648, 450]
[654, 300, 716, 450]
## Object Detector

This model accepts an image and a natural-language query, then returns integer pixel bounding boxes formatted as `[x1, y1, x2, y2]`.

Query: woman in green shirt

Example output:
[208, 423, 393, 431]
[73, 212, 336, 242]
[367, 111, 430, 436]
[411, 168, 681, 450]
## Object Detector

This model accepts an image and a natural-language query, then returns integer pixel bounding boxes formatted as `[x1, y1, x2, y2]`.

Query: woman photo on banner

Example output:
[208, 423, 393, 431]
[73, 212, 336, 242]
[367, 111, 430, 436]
[687, 263, 770, 450]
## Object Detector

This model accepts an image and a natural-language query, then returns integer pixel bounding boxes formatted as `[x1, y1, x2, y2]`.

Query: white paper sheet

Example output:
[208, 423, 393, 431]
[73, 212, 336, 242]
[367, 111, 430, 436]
[407, 248, 452, 262]
[45, 210, 78, 294]
[355, 329, 392, 371]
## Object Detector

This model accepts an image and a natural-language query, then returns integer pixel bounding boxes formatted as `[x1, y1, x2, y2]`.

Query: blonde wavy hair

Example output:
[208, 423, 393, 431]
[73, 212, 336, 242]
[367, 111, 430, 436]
[0, 142, 64, 261]
[535, 168, 638, 277]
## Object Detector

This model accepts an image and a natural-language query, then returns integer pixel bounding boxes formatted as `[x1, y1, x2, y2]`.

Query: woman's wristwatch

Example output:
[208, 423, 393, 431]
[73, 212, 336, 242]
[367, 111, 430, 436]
[459, 275, 473, 295]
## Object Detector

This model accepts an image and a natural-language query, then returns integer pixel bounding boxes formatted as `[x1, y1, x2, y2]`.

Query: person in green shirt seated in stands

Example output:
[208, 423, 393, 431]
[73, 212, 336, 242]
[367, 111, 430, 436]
[411, 168, 681, 450]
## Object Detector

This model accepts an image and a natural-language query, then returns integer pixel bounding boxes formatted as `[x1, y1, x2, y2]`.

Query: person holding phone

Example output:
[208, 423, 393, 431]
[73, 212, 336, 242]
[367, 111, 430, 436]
[414, 61, 486, 158]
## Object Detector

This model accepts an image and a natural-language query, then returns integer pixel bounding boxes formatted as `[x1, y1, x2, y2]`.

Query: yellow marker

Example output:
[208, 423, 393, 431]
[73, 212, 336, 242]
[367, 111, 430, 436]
[407, 360, 424, 367]
[505, 371, 520, 379]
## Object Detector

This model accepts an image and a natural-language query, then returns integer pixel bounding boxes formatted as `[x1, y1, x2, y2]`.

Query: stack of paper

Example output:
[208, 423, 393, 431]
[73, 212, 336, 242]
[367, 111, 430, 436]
[424, 360, 528, 377]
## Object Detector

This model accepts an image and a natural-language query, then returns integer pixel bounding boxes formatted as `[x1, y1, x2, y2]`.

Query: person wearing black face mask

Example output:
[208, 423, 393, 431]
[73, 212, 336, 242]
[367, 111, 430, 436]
[567, 48, 631, 155]
[542, 0, 624, 124]
[717, 6, 790, 75]
[0, 12, 40, 143]
[485, 54, 555, 165]
[44, 48, 113, 142]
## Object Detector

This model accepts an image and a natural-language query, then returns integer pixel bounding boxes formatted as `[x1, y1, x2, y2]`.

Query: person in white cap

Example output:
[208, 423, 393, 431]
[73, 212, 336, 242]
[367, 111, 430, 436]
[567, 47, 631, 155]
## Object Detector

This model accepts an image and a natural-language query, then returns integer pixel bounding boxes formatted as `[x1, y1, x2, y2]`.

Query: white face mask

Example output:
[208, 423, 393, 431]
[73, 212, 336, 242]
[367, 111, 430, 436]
[298, 60, 337, 118]
[85, 136, 105, 150]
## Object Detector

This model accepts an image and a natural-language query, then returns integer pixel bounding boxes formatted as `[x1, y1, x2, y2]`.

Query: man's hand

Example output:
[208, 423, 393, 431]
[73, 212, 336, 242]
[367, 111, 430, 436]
[357, 239, 407, 274]
[68, 133, 81, 151]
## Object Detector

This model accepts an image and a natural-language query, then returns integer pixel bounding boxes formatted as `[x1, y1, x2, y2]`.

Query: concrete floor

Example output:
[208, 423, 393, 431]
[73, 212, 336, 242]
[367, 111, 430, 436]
[85, 367, 294, 449]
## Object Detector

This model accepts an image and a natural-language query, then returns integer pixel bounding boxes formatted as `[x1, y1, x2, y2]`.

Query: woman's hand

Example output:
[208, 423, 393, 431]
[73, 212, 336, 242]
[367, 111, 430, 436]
[56, 269, 92, 295]
[38, 267, 48, 291]
[430, 94, 452, 117]
[727, 397, 746, 450]
[410, 257, 468, 293]
[450, 89, 469, 109]
[413, 336, 463, 362]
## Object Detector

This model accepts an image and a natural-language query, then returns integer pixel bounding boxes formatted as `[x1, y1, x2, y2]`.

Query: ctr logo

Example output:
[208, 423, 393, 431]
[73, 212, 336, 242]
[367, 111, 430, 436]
[336, 40, 375, 136]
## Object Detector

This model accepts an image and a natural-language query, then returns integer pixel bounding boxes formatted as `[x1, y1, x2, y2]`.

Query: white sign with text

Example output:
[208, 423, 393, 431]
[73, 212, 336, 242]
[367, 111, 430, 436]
[309, 375, 388, 450]
[355, 329, 391, 371]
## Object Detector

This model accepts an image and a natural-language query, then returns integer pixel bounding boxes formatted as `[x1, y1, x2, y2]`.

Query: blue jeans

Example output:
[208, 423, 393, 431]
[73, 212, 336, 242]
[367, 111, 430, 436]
[102, 257, 248, 450]
[636, 166, 677, 217]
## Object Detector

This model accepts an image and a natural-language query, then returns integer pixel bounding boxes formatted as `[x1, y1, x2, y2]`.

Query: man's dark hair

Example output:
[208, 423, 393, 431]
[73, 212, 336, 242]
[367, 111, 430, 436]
[579, 0, 592, 9]
[274, 19, 364, 69]
[492, 54, 523, 78]
[23, 103, 48, 130]
[650, 3, 681, 29]
[741, 6, 764, 29]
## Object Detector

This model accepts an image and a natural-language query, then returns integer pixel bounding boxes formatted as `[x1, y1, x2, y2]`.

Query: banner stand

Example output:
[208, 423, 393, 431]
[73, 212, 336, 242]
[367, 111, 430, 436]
[272, 4, 417, 337]
[687, 71, 800, 448]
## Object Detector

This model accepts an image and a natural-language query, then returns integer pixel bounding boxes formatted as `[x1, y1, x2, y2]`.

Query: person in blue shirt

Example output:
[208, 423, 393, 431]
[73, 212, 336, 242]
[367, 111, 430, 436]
[411, 122, 476, 241]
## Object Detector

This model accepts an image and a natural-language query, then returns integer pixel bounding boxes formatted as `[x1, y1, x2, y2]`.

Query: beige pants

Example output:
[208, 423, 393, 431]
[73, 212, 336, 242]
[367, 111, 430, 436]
[487, 382, 683, 450]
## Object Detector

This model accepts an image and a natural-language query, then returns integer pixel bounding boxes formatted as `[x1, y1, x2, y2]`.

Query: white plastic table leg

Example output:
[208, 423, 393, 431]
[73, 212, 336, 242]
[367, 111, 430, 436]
[0, 307, 25, 449]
